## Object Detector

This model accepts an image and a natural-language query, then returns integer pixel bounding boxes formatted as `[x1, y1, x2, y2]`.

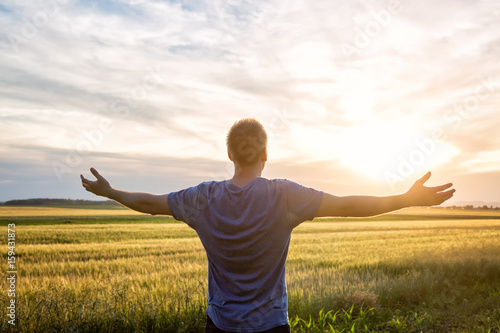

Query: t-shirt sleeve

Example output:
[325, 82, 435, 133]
[167, 183, 209, 228]
[285, 180, 323, 228]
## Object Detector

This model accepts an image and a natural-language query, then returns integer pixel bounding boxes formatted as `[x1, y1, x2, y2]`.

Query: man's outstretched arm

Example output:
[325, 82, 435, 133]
[80, 168, 171, 216]
[315, 172, 455, 218]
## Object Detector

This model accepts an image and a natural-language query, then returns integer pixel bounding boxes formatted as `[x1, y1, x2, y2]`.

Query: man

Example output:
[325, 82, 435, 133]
[81, 118, 455, 333]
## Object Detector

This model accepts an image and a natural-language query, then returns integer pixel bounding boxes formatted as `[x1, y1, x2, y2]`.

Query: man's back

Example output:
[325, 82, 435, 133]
[168, 177, 323, 331]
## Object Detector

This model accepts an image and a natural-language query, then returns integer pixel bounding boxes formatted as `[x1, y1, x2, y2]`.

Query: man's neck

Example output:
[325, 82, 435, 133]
[228, 163, 263, 188]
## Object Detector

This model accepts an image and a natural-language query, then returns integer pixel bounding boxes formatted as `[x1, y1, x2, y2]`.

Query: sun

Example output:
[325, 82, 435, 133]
[282, 118, 421, 181]
[332, 118, 460, 182]
[279, 71, 460, 182]
[335, 119, 420, 180]
[272, 116, 459, 184]
[325, 73, 458, 182]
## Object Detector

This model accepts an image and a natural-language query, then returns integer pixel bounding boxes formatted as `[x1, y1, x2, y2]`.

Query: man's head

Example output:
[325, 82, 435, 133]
[226, 118, 268, 167]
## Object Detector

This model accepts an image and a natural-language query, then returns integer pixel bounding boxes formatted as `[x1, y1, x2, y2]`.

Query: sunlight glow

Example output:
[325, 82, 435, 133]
[311, 118, 461, 182]
[336, 119, 418, 179]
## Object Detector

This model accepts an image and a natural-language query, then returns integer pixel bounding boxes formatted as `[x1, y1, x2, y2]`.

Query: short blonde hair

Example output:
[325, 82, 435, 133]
[226, 118, 267, 165]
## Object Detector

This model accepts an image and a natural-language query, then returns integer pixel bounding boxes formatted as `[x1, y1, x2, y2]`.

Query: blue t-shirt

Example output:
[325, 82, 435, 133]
[168, 177, 323, 331]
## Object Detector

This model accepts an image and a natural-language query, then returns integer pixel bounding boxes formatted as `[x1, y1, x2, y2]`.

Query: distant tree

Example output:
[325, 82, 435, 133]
[4, 198, 120, 206]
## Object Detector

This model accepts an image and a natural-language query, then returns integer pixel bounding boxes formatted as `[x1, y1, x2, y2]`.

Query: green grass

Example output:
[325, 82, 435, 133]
[1, 207, 499, 332]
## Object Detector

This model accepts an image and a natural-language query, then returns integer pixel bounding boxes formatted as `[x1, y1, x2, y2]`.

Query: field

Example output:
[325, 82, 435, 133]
[1, 206, 500, 332]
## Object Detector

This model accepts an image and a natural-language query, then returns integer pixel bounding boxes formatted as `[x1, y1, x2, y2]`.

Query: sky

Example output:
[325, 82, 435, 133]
[0, 0, 499, 205]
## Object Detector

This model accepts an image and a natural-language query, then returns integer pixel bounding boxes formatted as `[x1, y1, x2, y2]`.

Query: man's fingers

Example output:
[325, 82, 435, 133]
[80, 175, 90, 187]
[81, 177, 91, 190]
[416, 171, 431, 186]
[435, 189, 456, 204]
[439, 189, 455, 198]
[90, 167, 103, 181]
[80, 174, 97, 192]
[446, 189, 456, 196]
[431, 183, 453, 192]
[437, 189, 455, 197]
[80, 174, 90, 185]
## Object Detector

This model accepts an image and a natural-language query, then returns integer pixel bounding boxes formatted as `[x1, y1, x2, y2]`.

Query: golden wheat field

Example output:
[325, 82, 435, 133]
[1, 206, 500, 332]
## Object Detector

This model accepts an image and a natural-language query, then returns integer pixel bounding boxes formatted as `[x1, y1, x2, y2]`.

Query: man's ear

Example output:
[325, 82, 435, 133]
[228, 151, 233, 161]
[261, 147, 267, 162]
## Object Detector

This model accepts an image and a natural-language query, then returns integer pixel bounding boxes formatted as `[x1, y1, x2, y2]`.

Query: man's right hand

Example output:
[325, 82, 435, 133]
[80, 168, 112, 197]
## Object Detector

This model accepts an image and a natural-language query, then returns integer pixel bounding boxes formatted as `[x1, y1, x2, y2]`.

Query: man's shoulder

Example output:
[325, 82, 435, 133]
[262, 178, 302, 186]
[169, 180, 222, 195]
[254, 178, 308, 193]
[178, 178, 305, 193]
[190, 180, 224, 192]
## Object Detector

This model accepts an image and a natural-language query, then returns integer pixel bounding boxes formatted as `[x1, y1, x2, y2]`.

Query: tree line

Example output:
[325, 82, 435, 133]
[2, 198, 120, 206]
